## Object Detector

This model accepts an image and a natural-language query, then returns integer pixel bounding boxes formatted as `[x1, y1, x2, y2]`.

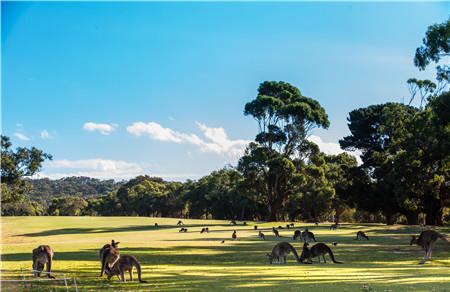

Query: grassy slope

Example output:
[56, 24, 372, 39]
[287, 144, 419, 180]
[1, 217, 449, 291]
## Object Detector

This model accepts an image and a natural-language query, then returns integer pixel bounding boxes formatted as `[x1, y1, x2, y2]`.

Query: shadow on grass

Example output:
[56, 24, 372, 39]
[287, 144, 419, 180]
[17, 223, 242, 237]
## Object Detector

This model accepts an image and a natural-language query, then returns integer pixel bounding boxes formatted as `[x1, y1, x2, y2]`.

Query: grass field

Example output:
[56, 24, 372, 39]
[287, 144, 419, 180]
[1, 217, 449, 291]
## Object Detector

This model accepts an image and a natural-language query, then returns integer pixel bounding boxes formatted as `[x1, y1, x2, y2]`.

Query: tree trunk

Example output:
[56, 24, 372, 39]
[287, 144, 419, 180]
[385, 212, 397, 225]
[424, 197, 443, 226]
[405, 212, 419, 225]
[425, 208, 443, 226]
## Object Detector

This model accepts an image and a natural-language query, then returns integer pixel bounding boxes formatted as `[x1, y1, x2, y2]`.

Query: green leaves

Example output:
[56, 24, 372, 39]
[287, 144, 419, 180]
[414, 19, 450, 70]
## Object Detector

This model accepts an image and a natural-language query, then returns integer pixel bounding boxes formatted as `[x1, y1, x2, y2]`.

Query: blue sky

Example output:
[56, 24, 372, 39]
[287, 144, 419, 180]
[2, 2, 448, 181]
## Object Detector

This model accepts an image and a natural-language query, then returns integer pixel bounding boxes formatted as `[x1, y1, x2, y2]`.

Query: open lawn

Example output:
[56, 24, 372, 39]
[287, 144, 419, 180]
[1, 217, 449, 291]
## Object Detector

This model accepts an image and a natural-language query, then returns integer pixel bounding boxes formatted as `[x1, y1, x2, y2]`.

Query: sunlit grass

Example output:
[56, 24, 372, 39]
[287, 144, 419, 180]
[1, 217, 449, 291]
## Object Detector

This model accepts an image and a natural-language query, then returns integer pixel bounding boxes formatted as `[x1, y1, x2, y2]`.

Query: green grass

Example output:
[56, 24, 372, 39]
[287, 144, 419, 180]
[1, 217, 449, 291]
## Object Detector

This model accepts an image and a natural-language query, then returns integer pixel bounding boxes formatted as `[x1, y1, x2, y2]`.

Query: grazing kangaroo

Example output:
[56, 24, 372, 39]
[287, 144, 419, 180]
[302, 229, 317, 242]
[314, 222, 319, 226]
[299, 242, 342, 264]
[410, 230, 450, 264]
[177, 220, 184, 225]
[230, 220, 237, 225]
[32, 245, 55, 278]
[355, 231, 369, 240]
[100, 241, 120, 277]
[258, 231, 266, 240]
[289, 223, 295, 227]
[330, 223, 338, 230]
[200, 228, 206, 234]
[267, 242, 300, 264]
[106, 255, 147, 283]
[232, 230, 237, 240]
[179, 227, 188, 232]
[272, 227, 280, 237]
[293, 230, 302, 241]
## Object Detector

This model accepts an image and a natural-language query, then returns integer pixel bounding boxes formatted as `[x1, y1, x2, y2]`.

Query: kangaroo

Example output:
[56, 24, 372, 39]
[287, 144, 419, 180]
[272, 227, 280, 237]
[177, 220, 184, 225]
[289, 223, 295, 227]
[106, 254, 147, 283]
[154, 223, 159, 227]
[254, 225, 258, 230]
[258, 231, 266, 240]
[99, 240, 120, 260]
[286, 224, 290, 229]
[278, 225, 284, 229]
[32, 245, 55, 278]
[314, 222, 319, 226]
[299, 242, 342, 264]
[100, 241, 120, 277]
[293, 230, 302, 241]
[410, 230, 450, 264]
[302, 229, 317, 242]
[355, 231, 369, 240]
[266, 242, 300, 264]
[232, 230, 237, 240]
[179, 228, 187, 232]
[330, 223, 338, 230]
[200, 228, 206, 234]
[230, 220, 237, 225]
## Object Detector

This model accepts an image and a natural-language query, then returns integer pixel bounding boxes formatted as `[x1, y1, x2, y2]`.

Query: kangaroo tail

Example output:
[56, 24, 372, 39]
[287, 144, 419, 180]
[328, 247, 343, 264]
[437, 232, 450, 244]
[135, 261, 147, 283]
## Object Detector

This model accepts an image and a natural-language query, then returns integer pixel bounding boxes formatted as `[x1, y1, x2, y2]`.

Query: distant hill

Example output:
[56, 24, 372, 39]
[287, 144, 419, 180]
[27, 176, 123, 201]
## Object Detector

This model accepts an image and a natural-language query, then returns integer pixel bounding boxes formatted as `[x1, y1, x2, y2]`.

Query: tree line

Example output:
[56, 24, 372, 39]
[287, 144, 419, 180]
[2, 20, 449, 225]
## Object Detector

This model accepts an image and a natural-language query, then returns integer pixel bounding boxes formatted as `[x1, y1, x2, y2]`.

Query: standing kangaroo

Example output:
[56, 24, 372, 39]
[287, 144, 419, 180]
[355, 231, 369, 240]
[99, 240, 120, 260]
[106, 254, 147, 283]
[232, 230, 237, 240]
[410, 230, 450, 264]
[302, 229, 317, 242]
[100, 241, 120, 277]
[266, 242, 300, 264]
[299, 242, 343, 264]
[32, 245, 55, 278]
[272, 227, 280, 237]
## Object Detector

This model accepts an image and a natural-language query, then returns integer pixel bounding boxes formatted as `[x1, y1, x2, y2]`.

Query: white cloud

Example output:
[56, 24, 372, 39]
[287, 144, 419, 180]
[307, 135, 362, 164]
[40, 130, 52, 139]
[39, 158, 200, 181]
[42, 159, 144, 180]
[14, 132, 30, 141]
[127, 121, 250, 159]
[83, 122, 118, 135]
